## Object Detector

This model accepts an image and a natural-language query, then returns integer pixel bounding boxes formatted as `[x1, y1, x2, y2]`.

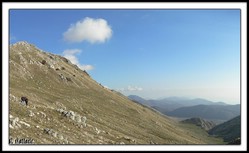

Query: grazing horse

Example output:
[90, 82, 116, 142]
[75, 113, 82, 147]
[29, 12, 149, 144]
[21, 97, 28, 106]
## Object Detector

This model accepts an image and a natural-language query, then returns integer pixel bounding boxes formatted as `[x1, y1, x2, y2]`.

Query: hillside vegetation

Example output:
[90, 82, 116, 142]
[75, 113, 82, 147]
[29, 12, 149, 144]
[9, 41, 224, 144]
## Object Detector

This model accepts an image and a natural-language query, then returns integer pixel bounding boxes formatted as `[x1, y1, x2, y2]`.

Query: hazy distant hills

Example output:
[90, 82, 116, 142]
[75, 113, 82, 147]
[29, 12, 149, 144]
[128, 95, 227, 112]
[209, 115, 241, 143]
[128, 95, 150, 105]
[128, 95, 240, 121]
[167, 104, 240, 121]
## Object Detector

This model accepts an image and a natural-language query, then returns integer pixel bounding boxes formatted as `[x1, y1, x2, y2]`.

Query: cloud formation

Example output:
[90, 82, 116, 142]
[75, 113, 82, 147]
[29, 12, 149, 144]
[63, 17, 112, 43]
[62, 49, 94, 71]
[103, 85, 109, 89]
[118, 85, 143, 92]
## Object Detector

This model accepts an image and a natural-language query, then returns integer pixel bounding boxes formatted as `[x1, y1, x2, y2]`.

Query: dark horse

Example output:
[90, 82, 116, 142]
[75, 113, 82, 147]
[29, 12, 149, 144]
[21, 97, 28, 106]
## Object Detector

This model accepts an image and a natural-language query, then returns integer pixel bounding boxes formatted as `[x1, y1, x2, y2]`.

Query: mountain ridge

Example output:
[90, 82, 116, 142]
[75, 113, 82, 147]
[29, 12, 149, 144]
[128, 95, 229, 111]
[128, 95, 240, 122]
[167, 104, 240, 121]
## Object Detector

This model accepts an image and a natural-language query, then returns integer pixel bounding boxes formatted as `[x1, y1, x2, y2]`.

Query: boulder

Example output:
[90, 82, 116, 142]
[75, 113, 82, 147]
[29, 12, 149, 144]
[59, 74, 64, 80]
[75, 115, 81, 123]
[81, 116, 87, 123]
[66, 77, 72, 82]
[28, 110, 35, 117]
[19, 121, 30, 127]
[10, 117, 21, 128]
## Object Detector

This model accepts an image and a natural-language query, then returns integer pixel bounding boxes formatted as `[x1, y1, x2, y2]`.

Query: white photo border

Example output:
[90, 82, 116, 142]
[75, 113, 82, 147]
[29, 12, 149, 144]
[2, 2, 247, 151]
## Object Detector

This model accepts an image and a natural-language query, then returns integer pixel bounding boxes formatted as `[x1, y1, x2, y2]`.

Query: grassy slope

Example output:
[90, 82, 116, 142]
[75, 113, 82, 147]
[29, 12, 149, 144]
[9, 42, 224, 144]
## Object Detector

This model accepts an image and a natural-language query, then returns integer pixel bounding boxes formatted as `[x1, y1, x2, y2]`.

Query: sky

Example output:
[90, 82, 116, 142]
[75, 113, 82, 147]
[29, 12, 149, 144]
[9, 9, 241, 104]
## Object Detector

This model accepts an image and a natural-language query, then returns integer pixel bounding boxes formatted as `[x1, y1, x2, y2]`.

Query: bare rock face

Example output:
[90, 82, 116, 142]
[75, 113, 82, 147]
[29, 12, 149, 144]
[44, 128, 57, 138]
[9, 114, 30, 129]
[75, 115, 81, 123]
[95, 127, 101, 134]
[9, 94, 18, 102]
[81, 116, 87, 123]
[9, 116, 21, 129]
[12, 117, 19, 126]
[56, 108, 64, 113]
[59, 74, 65, 80]
[39, 111, 47, 118]
[56, 108, 87, 127]
[19, 121, 30, 127]
[13, 41, 32, 47]
[28, 110, 35, 117]
[119, 142, 125, 144]
[43, 128, 69, 144]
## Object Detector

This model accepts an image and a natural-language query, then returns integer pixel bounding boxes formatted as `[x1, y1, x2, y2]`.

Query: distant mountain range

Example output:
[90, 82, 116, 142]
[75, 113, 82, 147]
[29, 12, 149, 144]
[209, 115, 241, 143]
[128, 95, 240, 121]
[167, 104, 240, 121]
[128, 95, 227, 112]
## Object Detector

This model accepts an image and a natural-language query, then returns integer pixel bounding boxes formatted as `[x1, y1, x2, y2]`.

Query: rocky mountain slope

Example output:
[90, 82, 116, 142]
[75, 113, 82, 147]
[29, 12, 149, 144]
[209, 115, 241, 143]
[181, 117, 216, 131]
[9, 41, 224, 144]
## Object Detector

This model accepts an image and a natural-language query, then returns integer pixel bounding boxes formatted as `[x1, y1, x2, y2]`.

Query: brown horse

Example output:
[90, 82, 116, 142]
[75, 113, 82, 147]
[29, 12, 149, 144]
[21, 97, 28, 106]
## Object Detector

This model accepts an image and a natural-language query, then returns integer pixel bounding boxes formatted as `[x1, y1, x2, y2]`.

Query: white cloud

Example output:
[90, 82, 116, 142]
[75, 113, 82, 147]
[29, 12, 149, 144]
[118, 85, 143, 92]
[118, 88, 125, 91]
[63, 49, 81, 65]
[79, 65, 94, 71]
[103, 85, 109, 89]
[63, 17, 112, 43]
[62, 49, 94, 71]
[63, 49, 81, 55]
[127, 85, 143, 91]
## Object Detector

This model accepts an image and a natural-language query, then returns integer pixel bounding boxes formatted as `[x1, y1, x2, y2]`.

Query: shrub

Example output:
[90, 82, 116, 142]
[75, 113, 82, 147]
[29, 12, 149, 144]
[61, 57, 68, 63]
[66, 77, 72, 82]
[41, 60, 46, 65]
[49, 56, 54, 59]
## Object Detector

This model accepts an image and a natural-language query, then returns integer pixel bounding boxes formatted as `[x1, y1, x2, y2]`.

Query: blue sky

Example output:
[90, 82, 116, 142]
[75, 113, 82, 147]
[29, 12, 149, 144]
[9, 9, 240, 104]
